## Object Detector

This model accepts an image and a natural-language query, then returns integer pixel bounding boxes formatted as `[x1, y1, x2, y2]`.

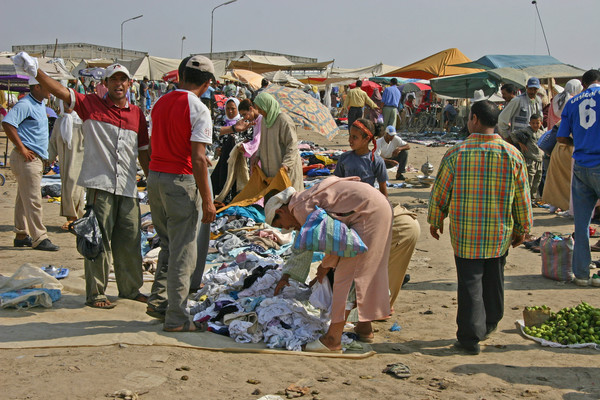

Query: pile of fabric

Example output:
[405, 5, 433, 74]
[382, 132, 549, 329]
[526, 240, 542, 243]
[191, 204, 336, 351]
[190, 257, 329, 351]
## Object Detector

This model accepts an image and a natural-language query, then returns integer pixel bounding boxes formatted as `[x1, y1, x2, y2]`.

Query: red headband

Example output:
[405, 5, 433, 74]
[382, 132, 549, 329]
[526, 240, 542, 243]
[352, 120, 377, 161]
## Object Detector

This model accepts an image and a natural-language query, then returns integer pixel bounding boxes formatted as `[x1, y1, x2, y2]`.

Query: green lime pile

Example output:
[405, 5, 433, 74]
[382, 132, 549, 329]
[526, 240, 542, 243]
[523, 302, 600, 345]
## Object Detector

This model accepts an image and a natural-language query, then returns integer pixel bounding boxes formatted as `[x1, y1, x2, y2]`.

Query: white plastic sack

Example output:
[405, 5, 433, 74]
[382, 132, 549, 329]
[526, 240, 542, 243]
[0, 264, 63, 309]
[309, 276, 332, 312]
[0, 263, 63, 293]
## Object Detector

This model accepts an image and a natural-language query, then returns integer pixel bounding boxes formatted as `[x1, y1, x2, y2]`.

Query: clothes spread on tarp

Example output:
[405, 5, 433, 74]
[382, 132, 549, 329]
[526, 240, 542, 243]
[135, 195, 348, 351]
[242, 265, 278, 289]
[191, 251, 330, 351]
[216, 205, 265, 223]
[303, 163, 324, 173]
[306, 168, 331, 177]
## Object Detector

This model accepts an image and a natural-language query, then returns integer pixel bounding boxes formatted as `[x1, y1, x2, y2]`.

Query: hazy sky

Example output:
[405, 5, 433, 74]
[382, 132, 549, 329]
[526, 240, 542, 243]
[2, 0, 598, 71]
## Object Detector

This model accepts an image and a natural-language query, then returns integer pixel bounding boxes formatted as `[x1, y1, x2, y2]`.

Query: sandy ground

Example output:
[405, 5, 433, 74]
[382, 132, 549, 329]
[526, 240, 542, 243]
[1, 129, 600, 400]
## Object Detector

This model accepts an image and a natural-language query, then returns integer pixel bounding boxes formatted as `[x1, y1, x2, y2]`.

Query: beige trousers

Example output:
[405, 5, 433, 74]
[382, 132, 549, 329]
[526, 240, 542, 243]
[388, 204, 421, 307]
[10, 149, 48, 247]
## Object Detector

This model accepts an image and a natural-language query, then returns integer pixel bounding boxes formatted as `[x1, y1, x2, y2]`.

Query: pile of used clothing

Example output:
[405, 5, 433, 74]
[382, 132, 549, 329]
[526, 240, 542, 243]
[298, 140, 343, 189]
[189, 203, 346, 351]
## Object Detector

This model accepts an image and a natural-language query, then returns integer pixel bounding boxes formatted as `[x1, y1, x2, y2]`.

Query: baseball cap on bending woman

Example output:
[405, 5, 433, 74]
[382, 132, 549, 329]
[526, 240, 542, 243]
[105, 64, 131, 79]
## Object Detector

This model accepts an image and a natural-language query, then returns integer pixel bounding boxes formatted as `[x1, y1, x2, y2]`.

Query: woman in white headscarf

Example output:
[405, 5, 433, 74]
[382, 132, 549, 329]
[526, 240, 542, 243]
[211, 97, 250, 197]
[548, 79, 583, 128]
[48, 100, 85, 230]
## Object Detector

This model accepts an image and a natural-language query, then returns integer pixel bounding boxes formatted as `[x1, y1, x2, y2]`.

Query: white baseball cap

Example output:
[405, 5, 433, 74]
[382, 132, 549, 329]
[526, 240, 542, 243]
[385, 125, 397, 136]
[105, 64, 131, 79]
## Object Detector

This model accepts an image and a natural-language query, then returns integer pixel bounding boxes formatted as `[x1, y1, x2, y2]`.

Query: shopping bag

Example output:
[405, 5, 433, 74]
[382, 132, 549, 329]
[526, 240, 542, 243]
[293, 207, 368, 257]
[68, 205, 104, 260]
[309, 276, 332, 312]
[540, 232, 574, 281]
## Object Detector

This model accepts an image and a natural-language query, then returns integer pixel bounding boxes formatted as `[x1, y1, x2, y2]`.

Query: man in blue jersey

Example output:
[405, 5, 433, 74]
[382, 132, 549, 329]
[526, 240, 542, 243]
[557, 69, 600, 287]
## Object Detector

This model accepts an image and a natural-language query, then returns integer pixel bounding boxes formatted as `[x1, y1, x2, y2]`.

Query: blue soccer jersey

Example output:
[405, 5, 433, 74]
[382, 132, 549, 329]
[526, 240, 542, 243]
[557, 84, 600, 167]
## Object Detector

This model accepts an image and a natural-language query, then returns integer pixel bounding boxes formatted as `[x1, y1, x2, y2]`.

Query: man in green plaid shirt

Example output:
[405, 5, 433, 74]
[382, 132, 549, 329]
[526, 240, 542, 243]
[428, 100, 533, 355]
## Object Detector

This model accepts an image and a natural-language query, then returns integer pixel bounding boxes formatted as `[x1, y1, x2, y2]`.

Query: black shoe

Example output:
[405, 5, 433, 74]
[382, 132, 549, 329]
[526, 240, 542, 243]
[395, 173, 406, 181]
[402, 274, 411, 287]
[453, 341, 480, 355]
[146, 306, 166, 321]
[14, 236, 33, 247]
[33, 239, 59, 251]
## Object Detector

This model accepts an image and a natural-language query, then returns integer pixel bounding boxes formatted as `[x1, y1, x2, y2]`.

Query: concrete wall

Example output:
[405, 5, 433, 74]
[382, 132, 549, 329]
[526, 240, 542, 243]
[195, 50, 316, 64]
[12, 43, 147, 61]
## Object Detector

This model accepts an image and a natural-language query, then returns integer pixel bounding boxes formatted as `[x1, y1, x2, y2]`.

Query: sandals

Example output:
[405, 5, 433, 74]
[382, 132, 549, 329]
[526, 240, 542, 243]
[591, 240, 600, 252]
[146, 305, 166, 321]
[132, 293, 148, 303]
[163, 320, 208, 333]
[303, 339, 342, 354]
[354, 330, 375, 343]
[85, 299, 116, 309]
[383, 362, 411, 379]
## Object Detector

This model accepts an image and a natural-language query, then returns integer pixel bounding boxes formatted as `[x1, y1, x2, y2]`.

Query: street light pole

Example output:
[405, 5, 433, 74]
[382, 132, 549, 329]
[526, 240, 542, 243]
[121, 14, 143, 59]
[210, 0, 237, 60]
[531, 1, 551, 56]
[181, 36, 187, 59]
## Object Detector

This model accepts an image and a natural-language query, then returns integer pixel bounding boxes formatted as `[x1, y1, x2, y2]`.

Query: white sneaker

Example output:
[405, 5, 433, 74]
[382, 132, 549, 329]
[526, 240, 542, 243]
[557, 210, 573, 218]
[573, 278, 589, 287]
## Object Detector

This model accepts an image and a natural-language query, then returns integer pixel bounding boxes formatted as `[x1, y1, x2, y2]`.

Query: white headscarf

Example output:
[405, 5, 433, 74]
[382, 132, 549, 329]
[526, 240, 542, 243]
[224, 97, 241, 126]
[264, 187, 296, 225]
[552, 79, 583, 116]
[58, 100, 82, 149]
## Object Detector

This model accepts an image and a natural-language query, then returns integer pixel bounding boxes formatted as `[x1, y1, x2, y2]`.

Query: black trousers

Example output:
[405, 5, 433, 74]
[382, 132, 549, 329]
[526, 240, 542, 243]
[454, 253, 506, 346]
[347, 106, 363, 129]
[392, 150, 409, 174]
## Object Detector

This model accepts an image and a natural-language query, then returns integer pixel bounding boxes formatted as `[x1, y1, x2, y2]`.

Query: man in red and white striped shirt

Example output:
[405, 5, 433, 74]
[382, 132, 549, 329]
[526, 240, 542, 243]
[145, 56, 216, 332]
[13, 52, 150, 310]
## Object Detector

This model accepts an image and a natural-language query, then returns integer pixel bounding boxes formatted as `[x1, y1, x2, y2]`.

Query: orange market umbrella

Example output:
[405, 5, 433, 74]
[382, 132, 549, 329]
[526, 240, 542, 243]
[264, 84, 339, 140]
[383, 48, 483, 79]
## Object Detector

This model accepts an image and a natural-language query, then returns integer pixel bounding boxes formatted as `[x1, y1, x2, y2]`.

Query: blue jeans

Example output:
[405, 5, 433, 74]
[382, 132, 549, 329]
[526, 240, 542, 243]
[571, 162, 600, 279]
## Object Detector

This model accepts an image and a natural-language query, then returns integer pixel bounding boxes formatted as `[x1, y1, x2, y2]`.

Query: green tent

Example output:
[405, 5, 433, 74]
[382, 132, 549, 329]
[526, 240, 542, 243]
[430, 71, 499, 98]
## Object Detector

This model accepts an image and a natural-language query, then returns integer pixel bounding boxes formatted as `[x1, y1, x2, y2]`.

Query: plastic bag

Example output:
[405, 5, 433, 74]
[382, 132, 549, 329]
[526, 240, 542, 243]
[309, 275, 332, 312]
[0, 264, 63, 309]
[0, 263, 63, 292]
[69, 205, 104, 260]
[540, 232, 574, 282]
